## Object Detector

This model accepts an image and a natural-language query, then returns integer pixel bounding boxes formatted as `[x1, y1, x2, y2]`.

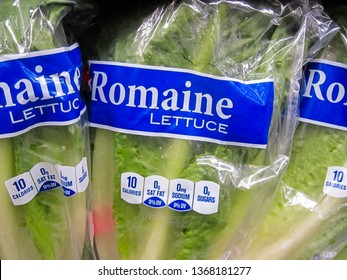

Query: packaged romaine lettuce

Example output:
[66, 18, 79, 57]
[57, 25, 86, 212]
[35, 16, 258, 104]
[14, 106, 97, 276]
[239, 4, 347, 260]
[89, 0, 333, 259]
[0, 0, 92, 260]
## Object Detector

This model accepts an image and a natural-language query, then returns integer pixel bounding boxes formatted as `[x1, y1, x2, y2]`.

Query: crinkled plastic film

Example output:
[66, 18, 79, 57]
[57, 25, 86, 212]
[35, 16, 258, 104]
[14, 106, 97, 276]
[239, 4, 347, 260]
[0, 0, 93, 260]
[89, 0, 336, 260]
[313, 228, 347, 260]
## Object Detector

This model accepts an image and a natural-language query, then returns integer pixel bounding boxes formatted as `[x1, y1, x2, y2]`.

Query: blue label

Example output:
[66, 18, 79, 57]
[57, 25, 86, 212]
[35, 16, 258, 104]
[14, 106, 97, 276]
[62, 187, 76, 197]
[89, 61, 274, 148]
[300, 60, 347, 130]
[143, 197, 166, 208]
[0, 44, 85, 138]
[40, 181, 61, 192]
[168, 200, 191, 211]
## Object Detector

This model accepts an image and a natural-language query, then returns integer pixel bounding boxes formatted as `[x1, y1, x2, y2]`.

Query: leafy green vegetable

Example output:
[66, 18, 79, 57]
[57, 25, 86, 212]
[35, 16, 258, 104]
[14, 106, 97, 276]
[0, 138, 41, 259]
[334, 245, 347, 260]
[14, 125, 88, 259]
[0, 0, 90, 259]
[239, 10, 347, 260]
[92, 0, 310, 259]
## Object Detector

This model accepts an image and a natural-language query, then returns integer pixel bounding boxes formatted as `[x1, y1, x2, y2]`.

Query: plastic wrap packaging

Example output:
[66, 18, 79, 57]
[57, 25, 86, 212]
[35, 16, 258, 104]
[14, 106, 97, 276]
[313, 230, 347, 259]
[238, 3, 347, 260]
[88, 0, 334, 259]
[0, 0, 93, 259]
[334, 246, 347, 260]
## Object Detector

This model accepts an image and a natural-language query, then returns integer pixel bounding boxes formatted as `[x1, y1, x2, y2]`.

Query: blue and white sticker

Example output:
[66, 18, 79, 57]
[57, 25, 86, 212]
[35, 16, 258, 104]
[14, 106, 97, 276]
[143, 175, 169, 208]
[0, 44, 86, 138]
[55, 165, 77, 197]
[121, 172, 144, 204]
[193, 181, 220, 215]
[119, 172, 222, 215]
[30, 162, 60, 192]
[76, 157, 89, 193]
[89, 61, 274, 148]
[5, 172, 38, 206]
[323, 166, 347, 198]
[5, 157, 90, 205]
[168, 179, 194, 212]
[300, 59, 347, 130]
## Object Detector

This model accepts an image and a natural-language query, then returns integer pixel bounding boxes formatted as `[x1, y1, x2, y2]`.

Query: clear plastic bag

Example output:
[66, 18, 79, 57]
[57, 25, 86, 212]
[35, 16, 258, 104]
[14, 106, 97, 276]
[89, 0, 333, 259]
[239, 3, 347, 260]
[0, 0, 93, 260]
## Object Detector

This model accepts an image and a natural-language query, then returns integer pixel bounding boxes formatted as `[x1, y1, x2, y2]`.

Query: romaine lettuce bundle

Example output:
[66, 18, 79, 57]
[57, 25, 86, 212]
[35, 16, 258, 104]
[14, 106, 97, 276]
[240, 6, 347, 260]
[0, 0, 92, 259]
[90, 0, 330, 259]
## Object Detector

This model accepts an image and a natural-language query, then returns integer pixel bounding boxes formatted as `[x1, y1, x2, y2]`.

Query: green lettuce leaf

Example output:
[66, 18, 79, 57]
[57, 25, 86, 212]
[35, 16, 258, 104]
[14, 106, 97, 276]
[0, 0, 90, 259]
[92, 0, 310, 260]
[240, 11, 347, 260]
[334, 244, 347, 260]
